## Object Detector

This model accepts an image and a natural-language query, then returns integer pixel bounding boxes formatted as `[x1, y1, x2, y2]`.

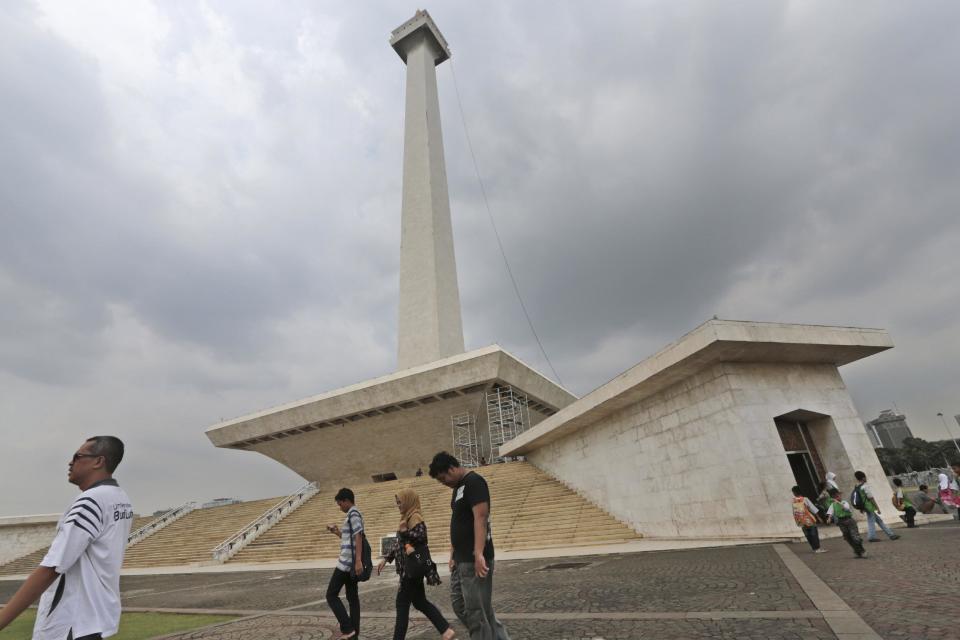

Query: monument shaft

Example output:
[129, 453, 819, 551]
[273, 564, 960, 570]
[394, 14, 465, 370]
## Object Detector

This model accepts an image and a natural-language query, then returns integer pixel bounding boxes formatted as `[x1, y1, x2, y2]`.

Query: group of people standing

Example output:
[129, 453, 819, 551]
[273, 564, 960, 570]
[324, 451, 510, 640]
[792, 463, 960, 558]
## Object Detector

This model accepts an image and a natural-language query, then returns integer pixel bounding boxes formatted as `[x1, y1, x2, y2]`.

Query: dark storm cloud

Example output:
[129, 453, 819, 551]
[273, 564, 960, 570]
[1, 0, 958, 515]
[438, 2, 960, 390]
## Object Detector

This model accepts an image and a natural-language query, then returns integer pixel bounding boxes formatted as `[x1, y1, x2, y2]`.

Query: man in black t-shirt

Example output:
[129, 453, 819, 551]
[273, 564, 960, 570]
[430, 452, 510, 640]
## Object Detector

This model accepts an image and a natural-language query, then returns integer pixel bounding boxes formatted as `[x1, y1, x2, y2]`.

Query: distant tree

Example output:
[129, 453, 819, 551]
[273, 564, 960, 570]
[900, 437, 957, 470]
[932, 440, 960, 467]
[901, 437, 935, 470]
[875, 447, 910, 475]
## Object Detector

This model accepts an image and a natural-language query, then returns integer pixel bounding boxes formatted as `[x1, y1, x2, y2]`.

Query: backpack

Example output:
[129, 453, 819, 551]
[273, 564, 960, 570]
[850, 486, 866, 513]
[792, 498, 816, 527]
[347, 511, 373, 582]
[891, 490, 903, 511]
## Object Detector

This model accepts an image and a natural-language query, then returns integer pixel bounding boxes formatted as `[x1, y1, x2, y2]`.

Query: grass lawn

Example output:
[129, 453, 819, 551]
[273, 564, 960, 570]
[0, 610, 236, 639]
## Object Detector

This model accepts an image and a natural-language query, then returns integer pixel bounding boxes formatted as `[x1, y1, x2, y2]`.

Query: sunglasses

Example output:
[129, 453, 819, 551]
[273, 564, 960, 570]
[71, 452, 102, 463]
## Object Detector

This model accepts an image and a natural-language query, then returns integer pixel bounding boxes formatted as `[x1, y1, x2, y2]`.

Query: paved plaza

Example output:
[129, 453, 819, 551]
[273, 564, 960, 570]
[1, 522, 955, 639]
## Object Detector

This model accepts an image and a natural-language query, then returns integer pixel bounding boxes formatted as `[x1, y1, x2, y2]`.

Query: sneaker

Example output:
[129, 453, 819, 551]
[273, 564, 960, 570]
[814, 549, 828, 553]
[867, 538, 880, 542]
[889, 534, 900, 540]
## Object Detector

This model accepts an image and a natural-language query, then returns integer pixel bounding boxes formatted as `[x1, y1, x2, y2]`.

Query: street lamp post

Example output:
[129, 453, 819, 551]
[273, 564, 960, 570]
[937, 412, 960, 456]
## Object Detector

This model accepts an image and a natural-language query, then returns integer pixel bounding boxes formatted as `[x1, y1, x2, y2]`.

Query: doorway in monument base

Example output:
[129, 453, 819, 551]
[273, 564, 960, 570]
[775, 413, 828, 500]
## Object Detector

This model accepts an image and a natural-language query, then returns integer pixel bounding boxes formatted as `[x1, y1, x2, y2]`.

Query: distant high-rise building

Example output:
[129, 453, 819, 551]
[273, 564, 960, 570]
[864, 410, 913, 449]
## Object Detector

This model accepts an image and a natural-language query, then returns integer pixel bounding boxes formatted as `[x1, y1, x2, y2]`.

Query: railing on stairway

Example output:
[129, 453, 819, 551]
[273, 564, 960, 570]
[127, 501, 197, 547]
[211, 481, 319, 563]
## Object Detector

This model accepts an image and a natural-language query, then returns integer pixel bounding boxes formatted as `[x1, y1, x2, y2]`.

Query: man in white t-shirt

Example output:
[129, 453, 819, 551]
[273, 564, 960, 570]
[0, 436, 133, 640]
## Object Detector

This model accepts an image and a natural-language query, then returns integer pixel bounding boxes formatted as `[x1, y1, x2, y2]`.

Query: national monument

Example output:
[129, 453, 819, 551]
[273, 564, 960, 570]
[206, 10, 893, 540]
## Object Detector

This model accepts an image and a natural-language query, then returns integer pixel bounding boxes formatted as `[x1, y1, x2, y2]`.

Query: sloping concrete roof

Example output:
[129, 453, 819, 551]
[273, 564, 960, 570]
[206, 345, 575, 448]
[501, 319, 893, 455]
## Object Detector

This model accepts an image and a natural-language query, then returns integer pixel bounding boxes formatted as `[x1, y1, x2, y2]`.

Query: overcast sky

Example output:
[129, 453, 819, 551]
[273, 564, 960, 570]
[2, 1, 959, 517]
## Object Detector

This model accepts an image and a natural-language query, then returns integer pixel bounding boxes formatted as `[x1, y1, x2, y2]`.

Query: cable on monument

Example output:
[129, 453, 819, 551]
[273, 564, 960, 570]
[448, 60, 565, 388]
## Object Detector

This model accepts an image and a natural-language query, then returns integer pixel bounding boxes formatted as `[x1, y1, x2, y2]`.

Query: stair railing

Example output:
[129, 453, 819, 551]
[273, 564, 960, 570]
[211, 481, 319, 563]
[127, 501, 197, 547]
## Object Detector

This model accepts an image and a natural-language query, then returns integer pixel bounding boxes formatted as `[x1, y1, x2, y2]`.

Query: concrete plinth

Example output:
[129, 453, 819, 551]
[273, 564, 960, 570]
[501, 319, 894, 539]
[206, 346, 575, 488]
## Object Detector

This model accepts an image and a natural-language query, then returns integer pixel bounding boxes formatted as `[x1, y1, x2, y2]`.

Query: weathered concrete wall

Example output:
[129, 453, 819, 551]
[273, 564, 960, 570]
[527, 362, 885, 539]
[724, 362, 887, 502]
[0, 516, 58, 564]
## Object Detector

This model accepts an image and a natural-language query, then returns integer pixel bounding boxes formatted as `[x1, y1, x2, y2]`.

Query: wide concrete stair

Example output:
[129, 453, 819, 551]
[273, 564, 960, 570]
[230, 462, 641, 564]
[0, 547, 51, 577]
[122, 499, 280, 568]
[0, 515, 155, 576]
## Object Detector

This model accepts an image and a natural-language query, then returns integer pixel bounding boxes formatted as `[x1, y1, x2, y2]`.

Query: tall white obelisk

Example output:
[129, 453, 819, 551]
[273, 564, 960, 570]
[391, 11, 465, 370]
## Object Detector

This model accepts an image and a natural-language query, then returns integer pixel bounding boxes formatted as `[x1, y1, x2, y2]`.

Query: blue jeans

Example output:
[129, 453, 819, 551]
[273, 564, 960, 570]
[801, 525, 820, 551]
[865, 511, 895, 539]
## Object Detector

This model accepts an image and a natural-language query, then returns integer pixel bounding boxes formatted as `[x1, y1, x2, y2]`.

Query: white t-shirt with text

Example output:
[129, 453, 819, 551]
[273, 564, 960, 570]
[33, 479, 133, 640]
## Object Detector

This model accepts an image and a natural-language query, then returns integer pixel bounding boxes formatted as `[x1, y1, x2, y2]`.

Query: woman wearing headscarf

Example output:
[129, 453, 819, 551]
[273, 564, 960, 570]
[938, 469, 960, 516]
[825, 472, 839, 492]
[377, 488, 456, 640]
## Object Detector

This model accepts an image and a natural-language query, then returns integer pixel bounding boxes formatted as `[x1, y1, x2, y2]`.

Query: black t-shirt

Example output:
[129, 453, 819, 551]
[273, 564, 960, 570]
[450, 471, 495, 563]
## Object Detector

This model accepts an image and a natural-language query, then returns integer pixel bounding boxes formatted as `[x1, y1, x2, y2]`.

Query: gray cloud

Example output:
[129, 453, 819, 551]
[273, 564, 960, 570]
[1, 0, 958, 516]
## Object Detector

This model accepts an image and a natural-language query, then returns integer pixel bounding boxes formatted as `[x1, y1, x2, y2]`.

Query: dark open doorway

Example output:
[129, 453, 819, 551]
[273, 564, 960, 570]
[776, 417, 826, 501]
[786, 451, 820, 499]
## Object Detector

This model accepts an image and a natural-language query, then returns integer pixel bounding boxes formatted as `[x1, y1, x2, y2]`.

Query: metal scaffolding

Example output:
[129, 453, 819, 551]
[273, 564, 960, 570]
[486, 386, 531, 462]
[451, 412, 480, 468]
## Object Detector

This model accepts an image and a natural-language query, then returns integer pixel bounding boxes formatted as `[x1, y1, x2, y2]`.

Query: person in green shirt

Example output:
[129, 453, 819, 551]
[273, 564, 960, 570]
[891, 478, 916, 528]
[826, 487, 865, 558]
[853, 471, 900, 542]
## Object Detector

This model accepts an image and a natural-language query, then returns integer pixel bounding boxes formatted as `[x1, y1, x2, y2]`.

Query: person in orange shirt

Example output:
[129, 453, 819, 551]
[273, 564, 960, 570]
[791, 486, 826, 553]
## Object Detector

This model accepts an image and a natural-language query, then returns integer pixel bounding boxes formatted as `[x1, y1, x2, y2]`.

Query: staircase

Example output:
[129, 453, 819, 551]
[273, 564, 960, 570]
[229, 462, 641, 564]
[0, 515, 156, 576]
[2, 464, 642, 572]
[122, 498, 280, 568]
[0, 547, 51, 577]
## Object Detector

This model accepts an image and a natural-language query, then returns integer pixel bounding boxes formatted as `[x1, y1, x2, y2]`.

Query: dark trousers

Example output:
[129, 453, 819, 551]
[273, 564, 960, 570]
[903, 506, 917, 527]
[326, 568, 360, 635]
[393, 576, 450, 640]
[801, 525, 821, 551]
[67, 633, 102, 640]
[451, 560, 510, 640]
[837, 517, 865, 556]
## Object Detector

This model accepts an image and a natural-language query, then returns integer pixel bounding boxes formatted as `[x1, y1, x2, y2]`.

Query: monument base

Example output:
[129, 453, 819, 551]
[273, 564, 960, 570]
[206, 346, 575, 488]
[502, 319, 894, 539]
